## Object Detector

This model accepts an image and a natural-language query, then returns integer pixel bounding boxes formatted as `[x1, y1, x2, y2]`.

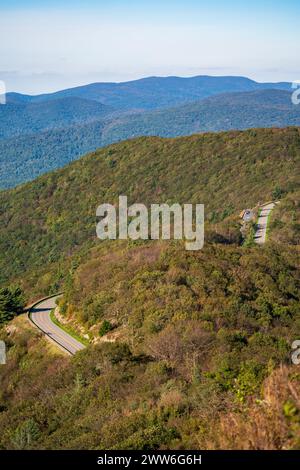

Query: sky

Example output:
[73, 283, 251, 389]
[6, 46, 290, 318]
[0, 0, 299, 94]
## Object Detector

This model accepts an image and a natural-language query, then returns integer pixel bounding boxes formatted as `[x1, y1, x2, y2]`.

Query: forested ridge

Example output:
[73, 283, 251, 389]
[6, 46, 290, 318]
[1, 87, 299, 189]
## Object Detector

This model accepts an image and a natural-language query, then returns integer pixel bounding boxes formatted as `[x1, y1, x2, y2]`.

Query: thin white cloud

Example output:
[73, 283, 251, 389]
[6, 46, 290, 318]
[0, 9, 299, 93]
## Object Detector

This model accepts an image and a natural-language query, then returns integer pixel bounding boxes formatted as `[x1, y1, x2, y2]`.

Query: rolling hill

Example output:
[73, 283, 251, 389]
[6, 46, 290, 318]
[99, 89, 300, 141]
[1, 89, 299, 189]
[0, 126, 299, 293]
[6, 75, 291, 110]
[0, 97, 114, 140]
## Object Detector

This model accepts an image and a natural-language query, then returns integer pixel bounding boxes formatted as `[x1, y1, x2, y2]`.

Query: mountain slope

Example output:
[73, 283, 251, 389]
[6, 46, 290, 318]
[1, 89, 299, 189]
[0, 120, 106, 189]
[0, 127, 300, 451]
[0, 127, 299, 295]
[100, 89, 300, 142]
[0, 97, 113, 139]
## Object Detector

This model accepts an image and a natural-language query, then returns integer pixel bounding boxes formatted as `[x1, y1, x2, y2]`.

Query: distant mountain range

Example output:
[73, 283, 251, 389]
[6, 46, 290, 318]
[0, 75, 297, 189]
[6, 75, 291, 110]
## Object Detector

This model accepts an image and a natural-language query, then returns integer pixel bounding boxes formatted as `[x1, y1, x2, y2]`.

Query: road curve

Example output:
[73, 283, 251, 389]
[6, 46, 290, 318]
[254, 202, 275, 244]
[29, 295, 85, 355]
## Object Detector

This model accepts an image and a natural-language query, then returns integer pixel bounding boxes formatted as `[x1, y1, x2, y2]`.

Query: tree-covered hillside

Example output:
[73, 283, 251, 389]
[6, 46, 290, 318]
[0, 241, 299, 450]
[0, 127, 299, 450]
[0, 127, 299, 296]
[1, 90, 300, 189]
[100, 89, 300, 143]
[0, 97, 113, 140]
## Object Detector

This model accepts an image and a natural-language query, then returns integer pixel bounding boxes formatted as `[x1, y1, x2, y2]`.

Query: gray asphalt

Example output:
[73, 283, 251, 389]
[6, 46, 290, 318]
[254, 202, 275, 244]
[30, 295, 85, 355]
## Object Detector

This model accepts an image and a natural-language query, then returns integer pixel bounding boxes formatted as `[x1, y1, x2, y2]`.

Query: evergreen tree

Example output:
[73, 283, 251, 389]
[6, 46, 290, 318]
[0, 287, 25, 325]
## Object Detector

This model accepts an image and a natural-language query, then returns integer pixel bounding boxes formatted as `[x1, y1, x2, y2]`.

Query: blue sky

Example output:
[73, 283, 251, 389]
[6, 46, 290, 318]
[0, 0, 299, 93]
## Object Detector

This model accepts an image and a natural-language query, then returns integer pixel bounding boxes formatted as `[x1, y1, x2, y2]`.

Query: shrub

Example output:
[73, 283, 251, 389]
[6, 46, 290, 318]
[12, 419, 40, 450]
[272, 186, 284, 200]
[99, 320, 114, 337]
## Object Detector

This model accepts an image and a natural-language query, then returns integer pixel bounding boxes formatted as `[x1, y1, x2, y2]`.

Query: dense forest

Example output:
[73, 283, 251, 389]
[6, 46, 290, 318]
[1, 127, 299, 293]
[0, 97, 113, 140]
[1, 88, 300, 189]
[0, 128, 299, 449]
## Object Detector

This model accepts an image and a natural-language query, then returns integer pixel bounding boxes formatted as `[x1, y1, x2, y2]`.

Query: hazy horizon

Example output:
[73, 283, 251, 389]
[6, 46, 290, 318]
[4, 73, 294, 97]
[1, 0, 299, 94]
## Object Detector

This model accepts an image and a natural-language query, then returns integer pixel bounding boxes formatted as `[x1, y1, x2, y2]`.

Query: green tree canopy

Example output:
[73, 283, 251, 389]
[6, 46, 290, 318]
[0, 287, 25, 325]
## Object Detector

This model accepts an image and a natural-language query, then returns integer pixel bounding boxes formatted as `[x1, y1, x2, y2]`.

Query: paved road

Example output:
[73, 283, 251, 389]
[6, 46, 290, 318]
[30, 295, 85, 355]
[254, 202, 275, 244]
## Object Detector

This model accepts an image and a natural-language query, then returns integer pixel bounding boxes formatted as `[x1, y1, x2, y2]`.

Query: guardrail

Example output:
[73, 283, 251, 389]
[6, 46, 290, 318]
[24, 292, 64, 313]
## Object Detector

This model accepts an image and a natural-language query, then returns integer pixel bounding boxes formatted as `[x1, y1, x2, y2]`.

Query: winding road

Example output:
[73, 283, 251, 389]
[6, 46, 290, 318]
[29, 202, 277, 353]
[29, 295, 85, 355]
[254, 202, 275, 244]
